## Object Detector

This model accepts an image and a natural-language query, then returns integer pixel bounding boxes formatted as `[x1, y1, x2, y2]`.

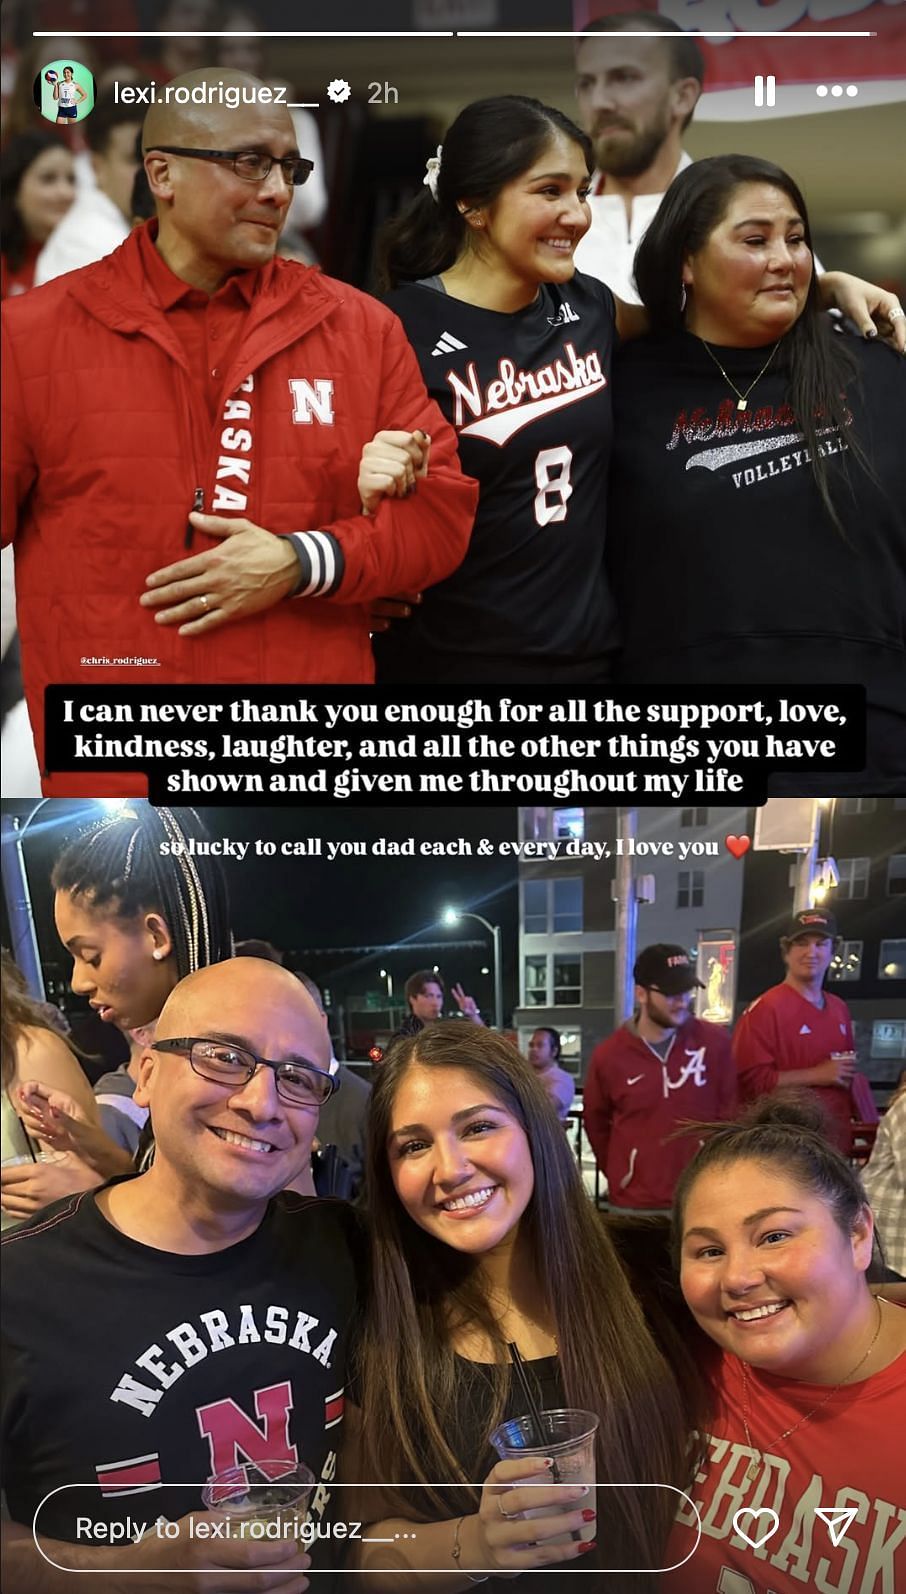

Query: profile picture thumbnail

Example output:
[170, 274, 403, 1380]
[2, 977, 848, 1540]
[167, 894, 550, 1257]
[33, 60, 95, 125]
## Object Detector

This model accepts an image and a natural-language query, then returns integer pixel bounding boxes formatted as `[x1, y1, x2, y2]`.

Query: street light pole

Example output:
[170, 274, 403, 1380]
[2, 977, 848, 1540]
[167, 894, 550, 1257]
[443, 909, 503, 1031]
[614, 807, 638, 1026]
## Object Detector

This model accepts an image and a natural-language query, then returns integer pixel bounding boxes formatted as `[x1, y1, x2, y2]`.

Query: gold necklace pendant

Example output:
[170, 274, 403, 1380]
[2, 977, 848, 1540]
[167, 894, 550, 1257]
[698, 336, 783, 415]
[746, 1459, 761, 1481]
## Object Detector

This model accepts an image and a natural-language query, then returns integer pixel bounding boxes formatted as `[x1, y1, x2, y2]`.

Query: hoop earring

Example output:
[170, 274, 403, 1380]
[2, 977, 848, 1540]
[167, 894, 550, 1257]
[680, 283, 687, 313]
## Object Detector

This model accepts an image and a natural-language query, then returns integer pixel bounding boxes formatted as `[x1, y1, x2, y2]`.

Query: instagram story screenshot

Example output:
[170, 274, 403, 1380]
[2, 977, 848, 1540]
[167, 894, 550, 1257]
[1, 3, 905, 1594]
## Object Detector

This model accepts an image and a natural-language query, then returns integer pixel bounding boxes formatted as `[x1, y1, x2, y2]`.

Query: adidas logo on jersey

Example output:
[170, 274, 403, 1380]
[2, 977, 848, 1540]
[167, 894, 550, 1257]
[432, 331, 468, 356]
[547, 301, 580, 326]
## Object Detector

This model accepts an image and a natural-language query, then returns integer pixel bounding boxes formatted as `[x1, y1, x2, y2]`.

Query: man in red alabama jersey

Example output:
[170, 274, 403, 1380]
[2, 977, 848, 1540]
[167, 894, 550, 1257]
[583, 943, 736, 1210]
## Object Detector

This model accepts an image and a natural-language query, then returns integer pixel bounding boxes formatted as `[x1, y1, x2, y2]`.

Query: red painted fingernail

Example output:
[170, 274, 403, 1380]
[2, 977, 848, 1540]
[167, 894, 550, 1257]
[578, 1541, 596, 1554]
[581, 1510, 596, 1522]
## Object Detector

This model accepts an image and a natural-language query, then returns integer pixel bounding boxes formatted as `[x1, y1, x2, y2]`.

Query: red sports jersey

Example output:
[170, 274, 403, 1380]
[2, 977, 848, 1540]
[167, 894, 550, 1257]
[663, 1333, 906, 1594]
[583, 1017, 736, 1208]
[732, 983, 855, 1151]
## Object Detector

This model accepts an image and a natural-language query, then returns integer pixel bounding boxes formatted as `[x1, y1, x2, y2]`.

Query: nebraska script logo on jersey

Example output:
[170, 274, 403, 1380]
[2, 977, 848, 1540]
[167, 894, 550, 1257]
[665, 395, 853, 492]
[447, 341, 606, 446]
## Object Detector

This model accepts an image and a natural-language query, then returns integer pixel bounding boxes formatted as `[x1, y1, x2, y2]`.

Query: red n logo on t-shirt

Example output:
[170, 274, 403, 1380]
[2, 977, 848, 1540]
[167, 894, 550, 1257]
[197, 1379, 297, 1477]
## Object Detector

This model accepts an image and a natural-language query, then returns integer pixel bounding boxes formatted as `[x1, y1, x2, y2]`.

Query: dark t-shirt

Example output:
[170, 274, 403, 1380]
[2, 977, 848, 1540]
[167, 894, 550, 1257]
[607, 331, 906, 773]
[375, 274, 619, 683]
[402, 1354, 609, 1591]
[1, 1187, 363, 1563]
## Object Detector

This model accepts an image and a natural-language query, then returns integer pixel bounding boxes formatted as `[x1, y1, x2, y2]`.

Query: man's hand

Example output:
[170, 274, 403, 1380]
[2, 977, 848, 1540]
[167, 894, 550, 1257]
[1, 1512, 310, 1594]
[140, 515, 301, 635]
[451, 983, 484, 1025]
[358, 429, 430, 516]
[818, 271, 906, 353]
[810, 1052, 857, 1087]
[128, 1509, 311, 1592]
[368, 590, 422, 632]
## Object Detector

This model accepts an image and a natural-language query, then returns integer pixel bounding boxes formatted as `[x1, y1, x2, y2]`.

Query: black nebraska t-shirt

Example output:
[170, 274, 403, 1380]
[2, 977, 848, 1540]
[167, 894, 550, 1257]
[606, 330, 906, 714]
[374, 273, 619, 683]
[1, 1189, 362, 1562]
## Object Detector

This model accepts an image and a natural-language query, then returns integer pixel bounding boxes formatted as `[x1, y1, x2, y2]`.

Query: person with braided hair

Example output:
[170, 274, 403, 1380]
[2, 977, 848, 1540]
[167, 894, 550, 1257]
[50, 803, 232, 1029]
[3, 804, 233, 1213]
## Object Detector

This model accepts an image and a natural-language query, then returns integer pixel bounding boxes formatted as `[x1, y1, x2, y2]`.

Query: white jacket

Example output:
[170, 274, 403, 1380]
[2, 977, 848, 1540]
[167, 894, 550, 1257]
[34, 186, 130, 285]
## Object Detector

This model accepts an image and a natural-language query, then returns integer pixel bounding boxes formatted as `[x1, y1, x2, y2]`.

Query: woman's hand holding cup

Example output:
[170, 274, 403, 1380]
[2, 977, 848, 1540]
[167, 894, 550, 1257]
[468, 1457, 596, 1575]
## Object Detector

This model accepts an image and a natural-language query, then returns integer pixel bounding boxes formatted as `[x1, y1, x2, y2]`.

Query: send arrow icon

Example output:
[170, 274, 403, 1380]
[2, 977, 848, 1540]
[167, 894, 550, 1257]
[815, 1507, 859, 1546]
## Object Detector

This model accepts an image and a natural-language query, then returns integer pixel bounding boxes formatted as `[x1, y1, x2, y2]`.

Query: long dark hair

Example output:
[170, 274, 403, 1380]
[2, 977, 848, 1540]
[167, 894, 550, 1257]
[357, 1022, 690, 1581]
[51, 804, 232, 980]
[0, 132, 68, 271]
[377, 95, 593, 291]
[634, 154, 873, 536]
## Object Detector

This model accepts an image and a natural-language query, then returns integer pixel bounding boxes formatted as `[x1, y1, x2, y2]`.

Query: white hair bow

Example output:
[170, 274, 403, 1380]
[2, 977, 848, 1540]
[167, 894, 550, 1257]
[423, 145, 442, 201]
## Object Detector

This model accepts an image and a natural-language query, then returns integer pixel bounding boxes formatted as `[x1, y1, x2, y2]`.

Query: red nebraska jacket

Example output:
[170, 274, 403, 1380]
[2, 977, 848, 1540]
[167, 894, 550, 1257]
[1, 224, 478, 794]
[583, 1016, 737, 1209]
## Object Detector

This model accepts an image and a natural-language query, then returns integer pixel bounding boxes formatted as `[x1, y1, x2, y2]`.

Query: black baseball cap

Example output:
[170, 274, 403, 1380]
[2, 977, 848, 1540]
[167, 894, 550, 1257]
[633, 944, 704, 996]
[781, 909, 839, 941]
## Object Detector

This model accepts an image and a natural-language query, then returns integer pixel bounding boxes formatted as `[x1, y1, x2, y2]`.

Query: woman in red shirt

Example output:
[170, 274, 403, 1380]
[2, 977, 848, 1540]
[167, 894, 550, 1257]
[0, 132, 74, 298]
[665, 1098, 906, 1594]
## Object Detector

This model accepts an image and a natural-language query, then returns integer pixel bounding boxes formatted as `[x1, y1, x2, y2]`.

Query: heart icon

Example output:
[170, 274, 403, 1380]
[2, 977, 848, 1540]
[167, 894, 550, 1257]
[725, 834, 751, 859]
[732, 1508, 780, 1549]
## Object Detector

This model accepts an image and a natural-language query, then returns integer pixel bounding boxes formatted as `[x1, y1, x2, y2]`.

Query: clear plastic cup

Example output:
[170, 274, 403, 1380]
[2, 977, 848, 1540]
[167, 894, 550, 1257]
[490, 1409, 598, 1544]
[201, 1460, 314, 1542]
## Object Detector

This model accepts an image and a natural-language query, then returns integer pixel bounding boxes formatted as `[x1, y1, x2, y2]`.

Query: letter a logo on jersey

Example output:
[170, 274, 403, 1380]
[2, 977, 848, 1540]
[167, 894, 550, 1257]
[289, 378, 335, 425]
[197, 1379, 297, 1477]
[665, 1047, 708, 1095]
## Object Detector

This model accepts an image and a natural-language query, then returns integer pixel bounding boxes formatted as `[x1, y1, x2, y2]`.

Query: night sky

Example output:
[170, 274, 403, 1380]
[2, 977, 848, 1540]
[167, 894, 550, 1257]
[3, 803, 523, 1056]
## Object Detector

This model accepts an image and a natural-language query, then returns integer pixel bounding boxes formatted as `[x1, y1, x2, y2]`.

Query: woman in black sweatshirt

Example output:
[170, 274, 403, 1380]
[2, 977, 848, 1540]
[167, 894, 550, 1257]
[607, 154, 905, 790]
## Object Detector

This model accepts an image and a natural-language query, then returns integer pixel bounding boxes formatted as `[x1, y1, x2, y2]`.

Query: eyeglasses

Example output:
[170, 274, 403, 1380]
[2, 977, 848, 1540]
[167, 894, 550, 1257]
[146, 147, 314, 187]
[153, 1037, 338, 1107]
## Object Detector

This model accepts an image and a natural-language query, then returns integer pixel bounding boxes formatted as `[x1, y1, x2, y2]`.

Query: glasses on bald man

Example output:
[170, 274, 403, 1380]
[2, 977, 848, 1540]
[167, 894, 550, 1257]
[153, 1036, 338, 1107]
[146, 147, 314, 186]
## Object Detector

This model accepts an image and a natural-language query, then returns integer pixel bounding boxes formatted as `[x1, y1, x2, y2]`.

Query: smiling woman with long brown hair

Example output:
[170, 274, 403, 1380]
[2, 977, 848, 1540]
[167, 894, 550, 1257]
[343, 1022, 691, 1590]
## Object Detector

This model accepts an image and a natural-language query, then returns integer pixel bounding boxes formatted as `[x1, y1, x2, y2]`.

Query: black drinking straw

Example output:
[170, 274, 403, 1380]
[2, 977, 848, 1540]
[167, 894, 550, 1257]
[507, 1342, 582, 1543]
[507, 1341, 560, 1481]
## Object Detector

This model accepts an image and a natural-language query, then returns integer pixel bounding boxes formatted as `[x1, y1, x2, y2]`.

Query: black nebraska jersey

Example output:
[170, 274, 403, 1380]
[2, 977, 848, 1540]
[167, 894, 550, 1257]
[374, 274, 619, 683]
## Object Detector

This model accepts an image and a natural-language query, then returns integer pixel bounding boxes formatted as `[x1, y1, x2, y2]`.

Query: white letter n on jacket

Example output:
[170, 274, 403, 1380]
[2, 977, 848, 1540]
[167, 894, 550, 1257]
[289, 379, 335, 425]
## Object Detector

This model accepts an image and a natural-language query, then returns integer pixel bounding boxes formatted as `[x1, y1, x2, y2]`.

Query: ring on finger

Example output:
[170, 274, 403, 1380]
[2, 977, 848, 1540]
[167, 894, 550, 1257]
[889, 306, 904, 321]
[198, 594, 211, 612]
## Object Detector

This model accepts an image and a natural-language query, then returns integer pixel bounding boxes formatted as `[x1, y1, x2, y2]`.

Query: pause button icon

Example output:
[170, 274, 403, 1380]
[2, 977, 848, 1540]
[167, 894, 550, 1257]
[754, 75, 776, 107]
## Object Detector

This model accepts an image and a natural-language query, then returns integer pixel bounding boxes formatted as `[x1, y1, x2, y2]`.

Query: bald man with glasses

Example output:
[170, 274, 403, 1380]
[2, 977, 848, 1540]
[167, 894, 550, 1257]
[2, 68, 477, 796]
[1, 957, 363, 1591]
